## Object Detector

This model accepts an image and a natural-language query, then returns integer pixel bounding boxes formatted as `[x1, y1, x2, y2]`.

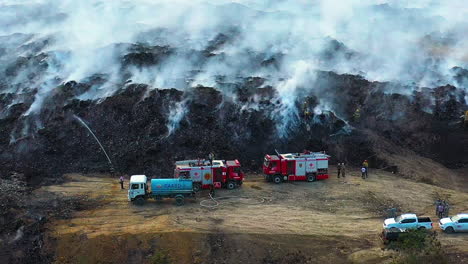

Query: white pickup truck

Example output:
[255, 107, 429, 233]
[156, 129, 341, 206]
[383, 213, 433, 231]
[439, 213, 468, 233]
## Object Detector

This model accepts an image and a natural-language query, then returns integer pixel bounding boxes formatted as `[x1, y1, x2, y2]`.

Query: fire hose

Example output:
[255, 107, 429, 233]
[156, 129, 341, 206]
[199, 193, 266, 209]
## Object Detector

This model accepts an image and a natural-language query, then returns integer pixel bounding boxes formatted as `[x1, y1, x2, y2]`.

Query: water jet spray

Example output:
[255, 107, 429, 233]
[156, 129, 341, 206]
[73, 114, 115, 173]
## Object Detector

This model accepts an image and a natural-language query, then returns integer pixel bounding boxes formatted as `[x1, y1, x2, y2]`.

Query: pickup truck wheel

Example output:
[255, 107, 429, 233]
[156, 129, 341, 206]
[134, 197, 145, 206]
[175, 195, 185, 206]
[307, 174, 316, 182]
[193, 183, 201, 192]
[273, 175, 282, 184]
[389, 227, 399, 232]
[445, 227, 454, 233]
[418, 226, 426, 230]
[227, 182, 236, 190]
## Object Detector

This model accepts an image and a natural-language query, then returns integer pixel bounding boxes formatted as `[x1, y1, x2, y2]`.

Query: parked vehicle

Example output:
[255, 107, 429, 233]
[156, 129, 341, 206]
[380, 228, 404, 244]
[127, 175, 194, 206]
[174, 159, 244, 191]
[383, 213, 433, 231]
[439, 213, 468, 233]
[263, 151, 330, 183]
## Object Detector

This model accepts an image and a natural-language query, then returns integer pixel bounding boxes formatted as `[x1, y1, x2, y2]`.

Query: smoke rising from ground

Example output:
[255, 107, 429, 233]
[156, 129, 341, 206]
[0, 0, 467, 137]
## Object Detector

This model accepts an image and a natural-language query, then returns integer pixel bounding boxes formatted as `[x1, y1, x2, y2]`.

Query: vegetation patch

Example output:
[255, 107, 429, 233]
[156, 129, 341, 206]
[387, 230, 448, 264]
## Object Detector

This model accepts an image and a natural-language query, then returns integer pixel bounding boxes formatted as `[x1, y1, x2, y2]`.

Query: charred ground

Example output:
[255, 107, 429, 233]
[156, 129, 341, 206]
[2, 71, 468, 180]
[1, 42, 468, 263]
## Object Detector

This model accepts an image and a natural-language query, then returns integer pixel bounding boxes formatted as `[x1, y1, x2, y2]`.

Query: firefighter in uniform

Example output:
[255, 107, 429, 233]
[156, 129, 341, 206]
[353, 107, 361, 122]
[209, 184, 215, 197]
[362, 160, 369, 178]
[302, 101, 312, 131]
[208, 152, 214, 165]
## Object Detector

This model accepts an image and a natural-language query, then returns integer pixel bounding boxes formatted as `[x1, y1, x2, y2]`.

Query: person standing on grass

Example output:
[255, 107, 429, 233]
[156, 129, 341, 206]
[361, 167, 366, 179]
[119, 175, 125, 189]
[434, 199, 441, 215]
[341, 163, 346, 178]
[437, 203, 445, 218]
[443, 200, 450, 217]
[362, 160, 369, 178]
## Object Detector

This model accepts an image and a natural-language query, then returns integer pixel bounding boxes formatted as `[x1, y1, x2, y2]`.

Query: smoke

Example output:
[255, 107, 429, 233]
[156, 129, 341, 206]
[166, 99, 188, 137]
[1, 0, 467, 137]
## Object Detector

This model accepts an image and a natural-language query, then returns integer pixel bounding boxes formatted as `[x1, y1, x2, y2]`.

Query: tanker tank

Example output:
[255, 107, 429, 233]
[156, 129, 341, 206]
[151, 178, 193, 196]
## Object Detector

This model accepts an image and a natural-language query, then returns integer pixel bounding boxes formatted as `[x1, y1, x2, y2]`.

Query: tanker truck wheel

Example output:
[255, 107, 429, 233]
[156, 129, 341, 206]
[227, 181, 236, 190]
[175, 195, 185, 206]
[273, 175, 282, 184]
[193, 183, 201, 192]
[134, 197, 145, 206]
[307, 174, 316, 182]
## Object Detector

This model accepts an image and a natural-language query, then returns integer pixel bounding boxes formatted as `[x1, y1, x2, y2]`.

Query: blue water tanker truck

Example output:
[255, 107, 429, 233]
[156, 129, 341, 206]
[127, 175, 194, 206]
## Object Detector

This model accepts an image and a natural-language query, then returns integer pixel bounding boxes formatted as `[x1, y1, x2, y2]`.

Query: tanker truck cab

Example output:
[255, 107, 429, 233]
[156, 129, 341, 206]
[128, 175, 148, 202]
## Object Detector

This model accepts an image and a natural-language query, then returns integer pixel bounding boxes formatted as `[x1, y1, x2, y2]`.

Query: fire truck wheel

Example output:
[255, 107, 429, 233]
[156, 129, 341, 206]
[134, 197, 145, 206]
[227, 182, 236, 190]
[175, 195, 185, 206]
[273, 175, 282, 184]
[307, 174, 316, 182]
[193, 183, 201, 192]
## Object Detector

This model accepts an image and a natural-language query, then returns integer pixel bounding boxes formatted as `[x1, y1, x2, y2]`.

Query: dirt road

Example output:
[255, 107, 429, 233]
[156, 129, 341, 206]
[37, 168, 468, 263]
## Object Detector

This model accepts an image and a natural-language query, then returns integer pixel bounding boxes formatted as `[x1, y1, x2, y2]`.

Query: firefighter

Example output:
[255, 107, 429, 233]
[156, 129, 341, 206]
[337, 163, 342, 178]
[302, 101, 310, 117]
[208, 152, 214, 165]
[353, 107, 361, 122]
[209, 184, 215, 197]
[119, 175, 124, 190]
[362, 160, 369, 178]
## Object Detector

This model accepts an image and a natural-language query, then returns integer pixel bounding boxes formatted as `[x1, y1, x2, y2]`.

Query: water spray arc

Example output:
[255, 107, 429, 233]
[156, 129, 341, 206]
[73, 114, 114, 171]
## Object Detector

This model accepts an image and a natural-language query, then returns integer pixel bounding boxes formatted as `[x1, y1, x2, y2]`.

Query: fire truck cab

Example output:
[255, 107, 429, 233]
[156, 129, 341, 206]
[174, 159, 244, 191]
[263, 151, 330, 183]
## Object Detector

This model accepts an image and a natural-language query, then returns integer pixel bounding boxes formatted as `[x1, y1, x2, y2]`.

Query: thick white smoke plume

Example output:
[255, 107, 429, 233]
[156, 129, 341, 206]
[0, 0, 467, 136]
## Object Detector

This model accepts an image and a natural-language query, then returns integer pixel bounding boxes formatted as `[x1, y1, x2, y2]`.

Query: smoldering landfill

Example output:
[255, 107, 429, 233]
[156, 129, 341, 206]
[0, 0, 467, 178]
[1, 1, 468, 263]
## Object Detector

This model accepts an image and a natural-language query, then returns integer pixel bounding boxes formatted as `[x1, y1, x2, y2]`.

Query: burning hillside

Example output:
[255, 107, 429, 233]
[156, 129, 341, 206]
[1, 0, 468, 263]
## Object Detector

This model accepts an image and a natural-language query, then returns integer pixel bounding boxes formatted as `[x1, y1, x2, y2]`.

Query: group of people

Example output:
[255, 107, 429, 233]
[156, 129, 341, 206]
[435, 199, 450, 218]
[337, 160, 369, 179]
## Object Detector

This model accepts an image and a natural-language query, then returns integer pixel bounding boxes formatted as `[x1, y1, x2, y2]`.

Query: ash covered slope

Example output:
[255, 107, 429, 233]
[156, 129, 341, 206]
[0, 0, 467, 179]
[1, 72, 467, 180]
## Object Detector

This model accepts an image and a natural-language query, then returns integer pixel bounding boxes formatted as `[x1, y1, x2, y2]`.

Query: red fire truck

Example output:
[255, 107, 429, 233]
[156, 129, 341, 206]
[263, 151, 330, 183]
[174, 159, 244, 191]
